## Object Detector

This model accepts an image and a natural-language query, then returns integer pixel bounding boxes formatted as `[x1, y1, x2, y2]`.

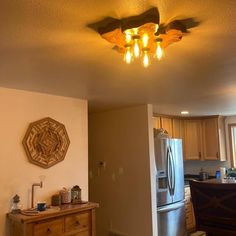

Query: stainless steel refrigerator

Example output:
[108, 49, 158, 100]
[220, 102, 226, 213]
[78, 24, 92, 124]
[154, 134, 186, 236]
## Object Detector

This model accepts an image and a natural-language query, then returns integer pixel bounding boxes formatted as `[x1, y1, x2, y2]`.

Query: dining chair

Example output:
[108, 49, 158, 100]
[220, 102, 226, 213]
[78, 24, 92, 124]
[190, 180, 236, 236]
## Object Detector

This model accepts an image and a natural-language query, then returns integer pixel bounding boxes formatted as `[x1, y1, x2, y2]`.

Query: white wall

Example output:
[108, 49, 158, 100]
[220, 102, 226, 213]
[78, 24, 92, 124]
[89, 105, 157, 236]
[184, 160, 230, 176]
[0, 87, 88, 236]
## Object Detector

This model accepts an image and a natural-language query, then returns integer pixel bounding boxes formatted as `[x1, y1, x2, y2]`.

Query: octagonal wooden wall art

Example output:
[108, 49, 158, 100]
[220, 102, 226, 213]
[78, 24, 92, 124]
[22, 117, 70, 168]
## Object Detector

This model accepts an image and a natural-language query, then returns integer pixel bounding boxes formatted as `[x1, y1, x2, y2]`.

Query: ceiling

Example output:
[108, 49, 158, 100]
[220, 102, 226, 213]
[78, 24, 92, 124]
[1, 0, 236, 115]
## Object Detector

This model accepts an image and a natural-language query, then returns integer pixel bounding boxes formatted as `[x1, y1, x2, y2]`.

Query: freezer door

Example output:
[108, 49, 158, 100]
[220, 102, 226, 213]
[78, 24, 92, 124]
[155, 138, 172, 206]
[157, 201, 186, 236]
[169, 139, 184, 203]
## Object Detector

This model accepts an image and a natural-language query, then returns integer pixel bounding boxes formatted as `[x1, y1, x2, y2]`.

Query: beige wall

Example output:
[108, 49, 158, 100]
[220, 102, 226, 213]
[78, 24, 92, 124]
[89, 105, 157, 236]
[0, 87, 88, 236]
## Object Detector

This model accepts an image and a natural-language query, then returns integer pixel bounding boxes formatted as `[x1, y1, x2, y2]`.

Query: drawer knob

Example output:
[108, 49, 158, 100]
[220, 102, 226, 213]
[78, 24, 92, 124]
[75, 220, 80, 225]
[47, 228, 52, 234]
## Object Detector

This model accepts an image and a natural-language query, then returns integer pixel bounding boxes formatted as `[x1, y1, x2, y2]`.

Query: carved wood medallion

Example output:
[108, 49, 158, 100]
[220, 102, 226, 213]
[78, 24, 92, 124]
[22, 117, 70, 168]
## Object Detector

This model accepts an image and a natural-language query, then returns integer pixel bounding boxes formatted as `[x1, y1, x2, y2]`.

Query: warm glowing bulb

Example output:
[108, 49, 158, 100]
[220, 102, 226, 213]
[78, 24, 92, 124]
[156, 42, 163, 60]
[142, 34, 149, 48]
[133, 28, 138, 35]
[155, 24, 159, 32]
[143, 51, 149, 68]
[125, 33, 132, 44]
[124, 47, 132, 64]
[134, 39, 140, 58]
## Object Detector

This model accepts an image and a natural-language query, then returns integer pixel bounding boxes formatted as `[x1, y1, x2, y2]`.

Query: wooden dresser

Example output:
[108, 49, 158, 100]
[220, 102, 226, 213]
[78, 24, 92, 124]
[7, 202, 98, 236]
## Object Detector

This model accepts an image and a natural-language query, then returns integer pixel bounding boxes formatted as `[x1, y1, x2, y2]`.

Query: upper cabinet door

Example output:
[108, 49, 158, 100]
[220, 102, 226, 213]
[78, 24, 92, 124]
[184, 120, 202, 160]
[218, 116, 226, 161]
[202, 117, 226, 161]
[153, 117, 161, 129]
[172, 118, 184, 139]
[161, 117, 173, 138]
[202, 118, 219, 160]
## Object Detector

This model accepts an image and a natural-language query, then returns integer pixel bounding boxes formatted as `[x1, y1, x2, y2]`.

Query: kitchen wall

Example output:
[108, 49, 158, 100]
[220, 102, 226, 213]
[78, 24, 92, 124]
[89, 105, 157, 236]
[0, 87, 88, 236]
[184, 116, 236, 176]
[184, 160, 230, 176]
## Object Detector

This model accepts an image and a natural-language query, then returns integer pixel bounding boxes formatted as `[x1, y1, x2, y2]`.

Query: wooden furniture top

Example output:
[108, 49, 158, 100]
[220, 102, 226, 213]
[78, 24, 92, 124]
[7, 202, 99, 224]
[202, 178, 236, 184]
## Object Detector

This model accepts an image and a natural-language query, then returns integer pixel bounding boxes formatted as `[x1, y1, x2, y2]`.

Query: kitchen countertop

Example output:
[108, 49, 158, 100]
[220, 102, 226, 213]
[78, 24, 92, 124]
[184, 174, 216, 187]
[201, 178, 236, 184]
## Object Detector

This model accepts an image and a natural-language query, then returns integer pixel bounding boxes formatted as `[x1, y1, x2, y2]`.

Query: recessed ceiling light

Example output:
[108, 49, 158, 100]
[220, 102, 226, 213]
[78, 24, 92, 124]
[181, 111, 189, 115]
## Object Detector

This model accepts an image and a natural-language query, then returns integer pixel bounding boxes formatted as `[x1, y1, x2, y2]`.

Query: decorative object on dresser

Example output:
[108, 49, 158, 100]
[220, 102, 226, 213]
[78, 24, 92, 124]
[11, 195, 22, 214]
[60, 187, 72, 204]
[22, 117, 70, 168]
[71, 185, 82, 204]
[7, 202, 99, 236]
[51, 194, 61, 206]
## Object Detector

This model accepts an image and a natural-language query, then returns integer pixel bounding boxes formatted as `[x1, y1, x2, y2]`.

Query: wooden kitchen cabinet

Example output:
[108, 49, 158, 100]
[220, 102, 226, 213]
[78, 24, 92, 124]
[153, 114, 226, 161]
[184, 120, 202, 160]
[7, 203, 98, 236]
[202, 117, 219, 160]
[153, 116, 161, 129]
[185, 187, 195, 231]
[160, 117, 173, 137]
[153, 116, 173, 137]
[172, 118, 184, 139]
[202, 116, 226, 161]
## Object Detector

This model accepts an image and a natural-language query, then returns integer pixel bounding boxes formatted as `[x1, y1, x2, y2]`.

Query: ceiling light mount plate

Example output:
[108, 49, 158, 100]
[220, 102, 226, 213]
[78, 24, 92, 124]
[120, 8, 160, 33]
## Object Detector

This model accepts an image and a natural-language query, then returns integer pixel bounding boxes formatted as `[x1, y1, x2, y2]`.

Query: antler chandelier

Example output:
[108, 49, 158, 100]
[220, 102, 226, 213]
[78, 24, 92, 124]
[95, 8, 198, 67]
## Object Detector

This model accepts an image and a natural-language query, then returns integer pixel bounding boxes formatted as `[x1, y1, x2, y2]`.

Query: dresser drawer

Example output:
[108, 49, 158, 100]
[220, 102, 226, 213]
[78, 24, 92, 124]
[66, 230, 90, 236]
[65, 211, 90, 232]
[34, 218, 64, 236]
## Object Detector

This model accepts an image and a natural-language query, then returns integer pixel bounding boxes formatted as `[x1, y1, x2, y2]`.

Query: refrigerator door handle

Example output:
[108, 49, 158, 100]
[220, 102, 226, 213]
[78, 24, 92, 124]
[170, 147, 176, 195]
[167, 147, 172, 195]
[157, 201, 185, 213]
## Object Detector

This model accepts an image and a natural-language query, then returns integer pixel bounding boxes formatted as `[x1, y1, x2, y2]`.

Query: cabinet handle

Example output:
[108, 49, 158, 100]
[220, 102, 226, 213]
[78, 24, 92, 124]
[199, 152, 201, 158]
[47, 228, 51, 234]
[216, 152, 219, 158]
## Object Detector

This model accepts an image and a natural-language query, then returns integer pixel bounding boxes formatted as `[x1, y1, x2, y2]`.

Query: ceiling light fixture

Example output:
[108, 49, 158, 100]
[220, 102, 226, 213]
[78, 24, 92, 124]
[181, 111, 189, 115]
[95, 8, 199, 68]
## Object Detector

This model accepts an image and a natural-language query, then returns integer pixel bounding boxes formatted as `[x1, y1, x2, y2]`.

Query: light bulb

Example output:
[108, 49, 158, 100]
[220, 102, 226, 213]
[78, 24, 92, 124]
[133, 39, 140, 58]
[124, 47, 132, 64]
[155, 24, 159, 32]
[156, 41, 163, 60]
[133, 28, 138, 35]
[125, 33, 132, 44]
[143, 51, 149, 68]
[142, 34, 149, 48]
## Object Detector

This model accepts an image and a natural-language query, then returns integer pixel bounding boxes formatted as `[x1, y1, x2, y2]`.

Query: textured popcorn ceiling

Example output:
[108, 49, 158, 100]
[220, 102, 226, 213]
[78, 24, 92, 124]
[0, 0, 236, 115]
